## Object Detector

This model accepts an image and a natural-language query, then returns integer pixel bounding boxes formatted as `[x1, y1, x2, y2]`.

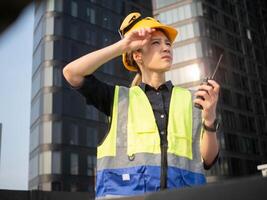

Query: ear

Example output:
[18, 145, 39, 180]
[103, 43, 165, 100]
[132, 50, 143, 64]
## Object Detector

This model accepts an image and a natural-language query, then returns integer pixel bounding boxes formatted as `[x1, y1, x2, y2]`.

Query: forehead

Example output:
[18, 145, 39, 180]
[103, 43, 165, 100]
[151, 30, 169, 40]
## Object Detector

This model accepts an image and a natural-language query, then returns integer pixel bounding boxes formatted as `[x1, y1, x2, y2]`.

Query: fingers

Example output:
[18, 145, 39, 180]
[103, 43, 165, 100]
[208, 80, 220, 94]
[137, 28, 155, 37]
[194, 80, 220, 110]
[198, 80, 220, 97]
[124, 28, 156, 51]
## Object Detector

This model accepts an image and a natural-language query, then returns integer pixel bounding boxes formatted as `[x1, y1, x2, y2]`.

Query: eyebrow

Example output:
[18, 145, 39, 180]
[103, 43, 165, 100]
[151, 37, 170, 42]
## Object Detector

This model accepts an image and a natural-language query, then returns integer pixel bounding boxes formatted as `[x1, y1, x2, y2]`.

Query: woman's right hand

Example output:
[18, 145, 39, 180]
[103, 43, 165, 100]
[121, 28, 155, 52]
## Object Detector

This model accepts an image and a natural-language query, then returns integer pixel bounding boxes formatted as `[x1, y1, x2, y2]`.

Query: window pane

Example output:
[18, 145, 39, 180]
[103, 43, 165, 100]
[166, 63, 202, 85]
[44, 67, 53, 87]
[39, 151, 51, 175]
[47, 0, 54, 11]
[86, 127, 97, 147]
[53, 67, 62, 87]
[87, 155, 96, 176]
[175, 22, 200, 42]
[53, 121, 61, 144]
[30, 125, 40, 152]
[32, 70, 41, 98]
[71, 0, 78, 17]
[43, 92, 52, 114]
[41, 121, 52, 144]
[41, 182, 51, 191]
[31, 97, 40, 124]
[29, 155, 38, 180]
[69, 123, 78, 145]
[45, 16, 54, 35]
[52, 151, 61, 174]
[155, 0, 176, 9]
[173, 42, 202, 64]
[70, 153, 78, 175]
[44, 40, 53, 61]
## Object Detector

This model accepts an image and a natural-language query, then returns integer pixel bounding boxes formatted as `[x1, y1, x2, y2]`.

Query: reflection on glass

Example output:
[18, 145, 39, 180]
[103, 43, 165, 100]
[42, 182, 51, 191]
[173, 42, 202, 64]
[52, 151, 61, 174]
[71, 0, 78, 17]
[69, 123, 78, 145]
[166, 63, 201, 85]
[53, 121, 61, 144]
[33, 43, 42, 73]
[87, 155, 96, 176]
[157, 2, 202, 24]
[86, 127, 97, 147]
[43, 93, 52, 114]
[39, 151, 52, 175]
[29, 155, 38, 180]
[47, 0, 55, 11]
[70, 153, 78, 175]
[32, 70, 41, 98]
[30, 125, 40, 151]
[45, 17, 54, 35]
[44, 67, 53, 87]
[175, 22, 200, 42]
[41, 121, 52, 144]
[31, 97, 40, 124]
[53, 67, 62, 87]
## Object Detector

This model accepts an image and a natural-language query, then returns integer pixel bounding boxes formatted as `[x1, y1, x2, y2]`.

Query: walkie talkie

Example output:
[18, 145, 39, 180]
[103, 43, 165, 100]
[194, 53, 223, 110]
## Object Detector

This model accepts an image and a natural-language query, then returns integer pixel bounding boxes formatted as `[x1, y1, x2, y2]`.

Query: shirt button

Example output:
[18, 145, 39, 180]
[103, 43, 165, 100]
[156, 92, 160, 95]
[160, 131, 165, 135]
[160, 114, 165, 118]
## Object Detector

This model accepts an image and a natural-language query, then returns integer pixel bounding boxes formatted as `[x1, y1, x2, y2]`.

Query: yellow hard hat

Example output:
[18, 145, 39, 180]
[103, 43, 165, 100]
[119, 12, 178, 72]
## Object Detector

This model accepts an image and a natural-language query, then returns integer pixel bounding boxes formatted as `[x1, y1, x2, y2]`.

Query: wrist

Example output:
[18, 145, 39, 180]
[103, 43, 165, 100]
[203, 118, 220, 132]
[204, 118, 216, 127]
[118, 38, 131, 54]
[203, 111, 216, 127]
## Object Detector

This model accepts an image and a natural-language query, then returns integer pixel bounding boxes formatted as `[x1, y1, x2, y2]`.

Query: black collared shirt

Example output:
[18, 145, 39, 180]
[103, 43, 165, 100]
[139, 81, 173, 146]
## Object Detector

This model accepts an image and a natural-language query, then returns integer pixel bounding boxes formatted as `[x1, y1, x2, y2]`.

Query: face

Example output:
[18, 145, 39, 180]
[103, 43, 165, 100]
[136, 30, 173, 73]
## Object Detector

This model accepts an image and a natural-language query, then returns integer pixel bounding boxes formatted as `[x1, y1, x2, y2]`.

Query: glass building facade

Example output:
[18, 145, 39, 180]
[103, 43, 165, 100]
[153, 0, 267, 181]
[29, 0, 152, 194]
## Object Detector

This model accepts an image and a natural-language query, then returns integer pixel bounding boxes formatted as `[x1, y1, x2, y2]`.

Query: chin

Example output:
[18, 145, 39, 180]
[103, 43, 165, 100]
[148, 63, 172, 72]
[160, 64, 171, 72]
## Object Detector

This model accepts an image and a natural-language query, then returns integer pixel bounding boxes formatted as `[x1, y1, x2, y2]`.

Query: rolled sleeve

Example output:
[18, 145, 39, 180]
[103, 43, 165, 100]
[71, 75, 115, 116]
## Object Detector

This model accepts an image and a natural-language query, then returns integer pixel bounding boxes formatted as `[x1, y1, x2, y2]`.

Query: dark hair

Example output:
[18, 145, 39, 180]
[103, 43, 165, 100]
[125, 52, 139, 71]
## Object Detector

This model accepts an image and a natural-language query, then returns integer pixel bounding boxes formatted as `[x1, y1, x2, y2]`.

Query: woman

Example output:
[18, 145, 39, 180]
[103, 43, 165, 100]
[63, 12, 220, 199]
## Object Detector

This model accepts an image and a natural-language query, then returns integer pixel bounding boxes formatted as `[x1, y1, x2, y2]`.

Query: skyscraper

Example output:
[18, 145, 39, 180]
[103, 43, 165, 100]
[153, 0, 267, 181]
[29, 0, 152, 194]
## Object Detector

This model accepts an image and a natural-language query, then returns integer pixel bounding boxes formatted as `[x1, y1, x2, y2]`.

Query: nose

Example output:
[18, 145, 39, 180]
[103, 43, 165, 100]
[162, 43, 171, 53]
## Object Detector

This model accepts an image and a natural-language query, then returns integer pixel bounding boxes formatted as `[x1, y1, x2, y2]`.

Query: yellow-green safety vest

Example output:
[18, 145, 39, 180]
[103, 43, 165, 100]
[96, 85, 206, 198]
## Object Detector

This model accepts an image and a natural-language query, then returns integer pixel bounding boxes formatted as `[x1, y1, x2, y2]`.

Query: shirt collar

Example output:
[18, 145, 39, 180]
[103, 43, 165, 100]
[139, 80, 173, 92]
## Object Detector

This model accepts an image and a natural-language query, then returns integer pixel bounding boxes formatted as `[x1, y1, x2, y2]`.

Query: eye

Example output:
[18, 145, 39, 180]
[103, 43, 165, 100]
[152, 41, 160, 45]
[166, 41, 171, 46]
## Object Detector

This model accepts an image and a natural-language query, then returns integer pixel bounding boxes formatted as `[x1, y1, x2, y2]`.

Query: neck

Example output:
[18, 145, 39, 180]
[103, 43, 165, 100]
[141, 69, 166, 89]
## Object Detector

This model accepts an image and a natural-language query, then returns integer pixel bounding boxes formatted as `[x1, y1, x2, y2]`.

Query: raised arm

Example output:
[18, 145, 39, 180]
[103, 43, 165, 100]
[193, 79, 220, 166]
[63, 28, 155, 87]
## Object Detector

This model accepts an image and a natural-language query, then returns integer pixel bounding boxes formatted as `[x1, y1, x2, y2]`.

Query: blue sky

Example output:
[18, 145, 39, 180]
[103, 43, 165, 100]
[0, 4, 33, 190]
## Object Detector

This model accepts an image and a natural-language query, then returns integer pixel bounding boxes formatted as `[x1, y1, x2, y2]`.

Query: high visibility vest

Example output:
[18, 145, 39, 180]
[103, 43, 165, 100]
[96, 85, 206, 198]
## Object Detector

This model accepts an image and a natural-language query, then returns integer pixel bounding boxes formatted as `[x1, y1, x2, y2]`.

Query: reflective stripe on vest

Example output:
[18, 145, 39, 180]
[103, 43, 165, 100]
[96, 86, 206, 198]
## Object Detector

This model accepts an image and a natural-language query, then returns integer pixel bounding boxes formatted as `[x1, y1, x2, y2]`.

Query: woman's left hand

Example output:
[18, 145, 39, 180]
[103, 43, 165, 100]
[193, 80, 220, 125]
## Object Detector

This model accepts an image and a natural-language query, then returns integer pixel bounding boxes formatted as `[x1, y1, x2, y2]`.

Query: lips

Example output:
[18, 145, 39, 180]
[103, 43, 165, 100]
[161, 55, 172, 60]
